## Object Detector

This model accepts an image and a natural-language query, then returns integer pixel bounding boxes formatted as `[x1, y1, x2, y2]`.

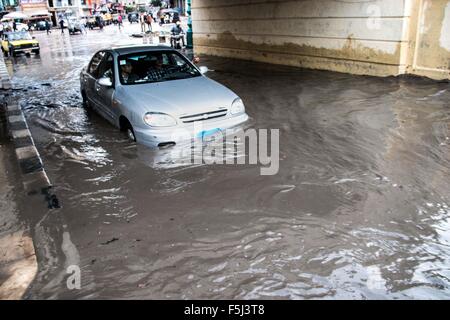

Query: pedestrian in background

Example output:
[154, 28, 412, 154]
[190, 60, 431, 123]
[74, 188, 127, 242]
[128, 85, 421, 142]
[117, 14, 123, 30]
[12, 20, 17, 31]
[45, 19, 51, 34]
[146, 13, 153, 33]
[80, 20, 87, 34]
[59, 18, 64, 33]
[139, 13, 146, 33]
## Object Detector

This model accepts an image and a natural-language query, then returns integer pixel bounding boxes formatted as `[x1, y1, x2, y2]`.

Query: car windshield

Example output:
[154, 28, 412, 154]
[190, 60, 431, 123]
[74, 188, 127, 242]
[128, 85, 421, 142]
[118, 50, 201, 85]
[7, 31, 32, 41]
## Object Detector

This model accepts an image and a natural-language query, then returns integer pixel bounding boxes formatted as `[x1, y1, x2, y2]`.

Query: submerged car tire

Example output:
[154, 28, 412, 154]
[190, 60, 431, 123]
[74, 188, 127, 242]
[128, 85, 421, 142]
[126, 126, 136, 142]
[120, 117, 136, 142]
[33, 49, 40, 55]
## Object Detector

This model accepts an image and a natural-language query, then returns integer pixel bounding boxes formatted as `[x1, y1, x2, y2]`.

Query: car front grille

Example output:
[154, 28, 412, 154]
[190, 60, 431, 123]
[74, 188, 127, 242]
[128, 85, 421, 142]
[16, 44, 33, 49]
[180, 109, 228, 123]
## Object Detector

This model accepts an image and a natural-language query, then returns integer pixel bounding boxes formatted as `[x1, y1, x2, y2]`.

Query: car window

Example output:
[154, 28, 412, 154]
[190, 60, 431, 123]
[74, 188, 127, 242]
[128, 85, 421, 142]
[88, 51, 105, 78]
[6, 32, 32, 41]
[96, 52, 114, 82]
[171, 54, 187, 66]
[118, 50, 201, 85]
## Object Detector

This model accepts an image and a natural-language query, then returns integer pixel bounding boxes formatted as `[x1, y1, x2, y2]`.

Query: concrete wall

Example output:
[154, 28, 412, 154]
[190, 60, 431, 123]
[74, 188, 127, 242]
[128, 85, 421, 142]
[192, 0, 450, 79]
[408, 0, 450, 79]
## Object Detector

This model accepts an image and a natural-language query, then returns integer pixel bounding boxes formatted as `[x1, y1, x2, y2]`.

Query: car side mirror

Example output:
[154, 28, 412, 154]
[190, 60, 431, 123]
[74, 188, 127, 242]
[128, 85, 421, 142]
[199, 66, 209, 74]
[32, 36, 36, 39]
[98, 77, 113, 87]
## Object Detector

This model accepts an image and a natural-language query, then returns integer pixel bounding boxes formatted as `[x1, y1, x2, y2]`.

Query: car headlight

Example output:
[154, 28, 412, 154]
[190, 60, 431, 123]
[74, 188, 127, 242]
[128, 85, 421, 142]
[230, 98, 245, 115]
[143, 112, 177, 127]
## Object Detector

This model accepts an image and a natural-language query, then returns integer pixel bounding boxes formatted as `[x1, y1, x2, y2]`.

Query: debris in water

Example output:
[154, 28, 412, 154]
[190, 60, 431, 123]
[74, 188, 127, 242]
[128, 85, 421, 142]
[101, 238, 119, 245]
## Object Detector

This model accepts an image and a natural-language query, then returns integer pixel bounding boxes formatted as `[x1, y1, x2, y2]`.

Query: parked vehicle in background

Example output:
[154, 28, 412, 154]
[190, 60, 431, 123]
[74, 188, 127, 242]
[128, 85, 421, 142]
[128, 12, 139, 23]
[80, 16, 88, 27]
[67, 17, 83, 34]
[28, 12, 52, 31]
[102, 12, 112, 25]
[86, 15, 104, 29]
[1, 20, 29, 32]
[0, 11, 9, 21]
[1, 31, 39, 57]
[86, 16, 97, 29]
[158, 9, 180, 24]
[16, 22, 29, 32]
[31, 20, 47, 31]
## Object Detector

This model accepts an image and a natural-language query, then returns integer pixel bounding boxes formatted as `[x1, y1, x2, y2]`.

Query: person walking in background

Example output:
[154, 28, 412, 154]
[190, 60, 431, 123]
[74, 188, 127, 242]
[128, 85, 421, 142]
[117, 14, 123, 30]
[27, 21, 33, 34]
[59, 18, 64, 33]
[80, 20, 87, 34]
[139, 13, 146, 33]
[45, 19, 51, 34]
[145, 13, 153, 33]
[12, 20, 17, 31]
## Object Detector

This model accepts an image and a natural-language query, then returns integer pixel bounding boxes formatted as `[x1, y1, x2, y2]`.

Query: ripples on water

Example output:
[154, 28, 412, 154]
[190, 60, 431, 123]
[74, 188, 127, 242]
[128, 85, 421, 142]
[6, 31, 450, 299]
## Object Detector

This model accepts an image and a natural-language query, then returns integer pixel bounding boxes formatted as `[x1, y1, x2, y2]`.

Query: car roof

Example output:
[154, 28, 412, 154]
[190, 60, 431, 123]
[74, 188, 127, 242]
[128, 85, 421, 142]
[108, 45, 176, 55]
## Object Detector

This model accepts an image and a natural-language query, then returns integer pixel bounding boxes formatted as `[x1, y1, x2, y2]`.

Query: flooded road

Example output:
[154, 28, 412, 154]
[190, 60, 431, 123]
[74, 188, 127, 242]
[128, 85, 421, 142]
[4, 24, 450, 299]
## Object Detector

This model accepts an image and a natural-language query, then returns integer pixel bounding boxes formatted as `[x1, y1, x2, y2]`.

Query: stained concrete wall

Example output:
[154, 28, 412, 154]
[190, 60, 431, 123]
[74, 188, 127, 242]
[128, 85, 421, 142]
[408, 0, 450, 79]
[192, 0, 450, 79]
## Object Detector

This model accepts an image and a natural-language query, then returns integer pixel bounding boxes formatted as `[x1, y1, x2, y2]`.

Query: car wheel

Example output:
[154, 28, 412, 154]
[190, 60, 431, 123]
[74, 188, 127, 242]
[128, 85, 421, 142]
[34, 49, 40, 55]
[126, 126, 136, 142]
[120, 117, 136, 142]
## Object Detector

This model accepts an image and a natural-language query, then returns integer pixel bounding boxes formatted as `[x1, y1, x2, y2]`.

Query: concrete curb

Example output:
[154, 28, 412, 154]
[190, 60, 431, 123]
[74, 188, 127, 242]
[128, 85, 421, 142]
[0, 55, 59, 207]
[0, 54, 12, 90]
[6, 102, 53, 195]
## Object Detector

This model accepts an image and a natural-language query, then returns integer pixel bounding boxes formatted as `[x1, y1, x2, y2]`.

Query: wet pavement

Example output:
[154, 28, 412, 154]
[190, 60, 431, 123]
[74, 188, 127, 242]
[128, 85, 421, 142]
[2, 22, 450, 299]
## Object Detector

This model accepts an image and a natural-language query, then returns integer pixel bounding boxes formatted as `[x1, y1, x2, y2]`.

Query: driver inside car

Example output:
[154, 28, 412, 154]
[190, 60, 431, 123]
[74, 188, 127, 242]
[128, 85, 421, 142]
[120, 60, 139, 84]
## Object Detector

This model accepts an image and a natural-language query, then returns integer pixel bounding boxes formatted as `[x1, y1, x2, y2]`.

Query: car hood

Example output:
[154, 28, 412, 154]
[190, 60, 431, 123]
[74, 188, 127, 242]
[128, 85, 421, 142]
[116, 76, 238, 117]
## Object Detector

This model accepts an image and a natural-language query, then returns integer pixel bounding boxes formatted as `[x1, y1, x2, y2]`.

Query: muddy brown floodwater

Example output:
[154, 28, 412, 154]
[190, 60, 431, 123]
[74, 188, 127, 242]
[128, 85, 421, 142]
[3, 25, 450, 299]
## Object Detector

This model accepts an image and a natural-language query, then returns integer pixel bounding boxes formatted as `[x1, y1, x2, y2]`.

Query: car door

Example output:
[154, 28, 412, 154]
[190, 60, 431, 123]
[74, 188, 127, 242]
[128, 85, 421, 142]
[94, 52, 117, 125]
[83, 50, 105, 110]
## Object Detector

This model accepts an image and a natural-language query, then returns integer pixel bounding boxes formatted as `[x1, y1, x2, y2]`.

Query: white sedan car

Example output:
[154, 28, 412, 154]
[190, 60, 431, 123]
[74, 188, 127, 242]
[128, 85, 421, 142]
[80, 45, 249, 147]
